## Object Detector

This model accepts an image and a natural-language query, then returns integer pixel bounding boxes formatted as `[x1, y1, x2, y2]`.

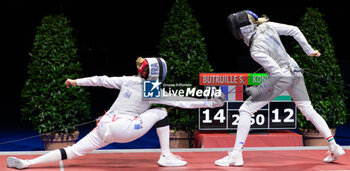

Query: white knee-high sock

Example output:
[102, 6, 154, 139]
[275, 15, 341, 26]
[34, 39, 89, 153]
[233, 111, 252, 152]
[308, 111, 336, 148]
[29, 149, 61, 166]
[156, 125, 171, 155]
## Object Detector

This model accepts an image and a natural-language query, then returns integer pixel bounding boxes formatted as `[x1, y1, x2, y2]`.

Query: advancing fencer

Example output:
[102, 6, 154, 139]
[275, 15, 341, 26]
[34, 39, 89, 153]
[7, 57, 224, 169]
[215, 10, 345, 167]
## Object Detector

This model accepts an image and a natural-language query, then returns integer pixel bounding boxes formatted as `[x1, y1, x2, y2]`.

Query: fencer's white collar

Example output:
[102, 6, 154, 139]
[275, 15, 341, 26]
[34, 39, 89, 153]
[240, 24, 257, 46]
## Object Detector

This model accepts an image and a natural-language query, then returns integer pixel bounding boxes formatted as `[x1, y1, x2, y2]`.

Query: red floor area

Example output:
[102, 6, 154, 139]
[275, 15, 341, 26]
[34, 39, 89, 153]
[195, 130, 303, 148]
[1, 149, 349, 170]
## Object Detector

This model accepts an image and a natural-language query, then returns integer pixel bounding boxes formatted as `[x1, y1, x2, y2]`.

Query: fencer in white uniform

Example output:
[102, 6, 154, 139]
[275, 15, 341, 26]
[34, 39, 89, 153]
[215, 10, 345, 167]
[7, 57, 224, 169]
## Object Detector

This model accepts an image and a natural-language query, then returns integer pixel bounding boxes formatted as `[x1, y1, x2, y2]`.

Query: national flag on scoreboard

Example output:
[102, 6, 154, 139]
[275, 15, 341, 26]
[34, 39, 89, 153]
[221, 85, 243, 101]
[221, 86, 291, 102]
[272, 91, 291, 101]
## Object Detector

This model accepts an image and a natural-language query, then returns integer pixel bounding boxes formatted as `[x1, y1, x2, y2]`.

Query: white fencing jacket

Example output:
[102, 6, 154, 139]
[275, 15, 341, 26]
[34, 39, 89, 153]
[76, 76, 223, 117]
[249, 22, 314, 91]
[250, 22, 313, 75]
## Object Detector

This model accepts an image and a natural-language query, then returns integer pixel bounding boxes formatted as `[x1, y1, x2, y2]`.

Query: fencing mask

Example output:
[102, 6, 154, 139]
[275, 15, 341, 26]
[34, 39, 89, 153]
[138, 57, 167, 82]
[227, 10, 259, 46]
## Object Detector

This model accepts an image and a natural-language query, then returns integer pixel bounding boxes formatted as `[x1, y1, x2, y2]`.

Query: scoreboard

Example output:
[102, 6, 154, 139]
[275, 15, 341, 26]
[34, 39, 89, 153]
[198, 73, 297, 130]
[198, 101, 297, 130]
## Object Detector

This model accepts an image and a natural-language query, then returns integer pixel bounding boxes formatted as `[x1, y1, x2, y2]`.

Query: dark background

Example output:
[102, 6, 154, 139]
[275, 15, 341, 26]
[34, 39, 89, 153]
[1, 0, 349, 126]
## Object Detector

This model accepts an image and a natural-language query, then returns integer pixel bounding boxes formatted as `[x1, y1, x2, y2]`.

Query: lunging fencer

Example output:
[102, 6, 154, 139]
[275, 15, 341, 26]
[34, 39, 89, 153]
[7, 57, 224, 169]
[215, 10, 345, 167]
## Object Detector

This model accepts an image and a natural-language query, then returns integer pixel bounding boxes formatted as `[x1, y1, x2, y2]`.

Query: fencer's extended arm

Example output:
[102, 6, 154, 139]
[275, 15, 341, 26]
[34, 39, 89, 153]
[268, 22, 314, 55]
[154, 98, 224, 109]
[152, 92, 225, 109]
[76, 75, 124, 89]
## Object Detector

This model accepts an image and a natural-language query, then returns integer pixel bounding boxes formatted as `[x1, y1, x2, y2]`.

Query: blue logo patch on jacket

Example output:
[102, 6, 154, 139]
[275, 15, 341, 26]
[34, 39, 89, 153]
[134, 124, 142, 130]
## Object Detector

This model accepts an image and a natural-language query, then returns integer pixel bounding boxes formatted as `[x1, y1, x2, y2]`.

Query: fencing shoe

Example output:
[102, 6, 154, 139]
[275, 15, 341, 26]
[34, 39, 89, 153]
[7, 157, 30, 169]
[323, 144, 346, 163]
[215, 150, 244, 167]
[158, 153, 187, 167]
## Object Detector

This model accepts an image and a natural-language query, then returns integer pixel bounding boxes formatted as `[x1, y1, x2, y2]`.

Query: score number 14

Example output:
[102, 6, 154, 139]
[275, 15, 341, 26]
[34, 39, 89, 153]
[202, 109, 266, 125]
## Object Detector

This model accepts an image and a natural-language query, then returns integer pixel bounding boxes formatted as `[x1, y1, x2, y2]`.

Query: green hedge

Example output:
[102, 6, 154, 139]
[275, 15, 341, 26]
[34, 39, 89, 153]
[292, 8, 348, 129]
[21, 14, 91, 134]
[158, 0, 213, 131]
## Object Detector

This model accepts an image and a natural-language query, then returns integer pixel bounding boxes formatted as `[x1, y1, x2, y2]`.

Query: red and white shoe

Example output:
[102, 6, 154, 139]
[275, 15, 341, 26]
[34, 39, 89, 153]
[323, 144, 346, 163]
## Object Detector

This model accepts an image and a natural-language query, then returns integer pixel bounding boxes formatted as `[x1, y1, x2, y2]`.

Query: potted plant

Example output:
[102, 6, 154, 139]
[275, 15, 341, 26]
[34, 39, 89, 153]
[292, 8, 348, 146]
[158, 0, 213, 148]
[21, 14, 91, 150]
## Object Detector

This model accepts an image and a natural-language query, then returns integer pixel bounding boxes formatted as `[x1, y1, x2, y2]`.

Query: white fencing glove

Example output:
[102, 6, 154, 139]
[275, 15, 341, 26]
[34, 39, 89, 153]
[205, 93, 226, 108]
[245, 74, 281, 97]
[245, 86, 261, 97]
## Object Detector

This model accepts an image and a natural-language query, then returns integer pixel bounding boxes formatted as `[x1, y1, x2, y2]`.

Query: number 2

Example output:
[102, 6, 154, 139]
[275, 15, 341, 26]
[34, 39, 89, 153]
[231, 114, 239, 125]
[283, 108, 294, 123]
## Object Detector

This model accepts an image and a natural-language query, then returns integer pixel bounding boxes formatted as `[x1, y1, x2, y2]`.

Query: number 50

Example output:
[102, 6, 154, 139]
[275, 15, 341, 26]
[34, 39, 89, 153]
[231, 114, 265, 126]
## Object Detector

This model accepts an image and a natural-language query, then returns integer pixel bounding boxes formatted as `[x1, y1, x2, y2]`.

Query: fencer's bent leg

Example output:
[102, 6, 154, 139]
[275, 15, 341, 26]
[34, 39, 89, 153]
[107, 108, 166, 143]
[289, 75, 345, 162]
[132, 107, 186, 166]
[235, 75, 293, 151]
[216, 75, 293, 167]
[46, 108, 171, 165]
[141, 108, 172, 155]
[108, 107, 172, 154]
[287, 76, 335, 147]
